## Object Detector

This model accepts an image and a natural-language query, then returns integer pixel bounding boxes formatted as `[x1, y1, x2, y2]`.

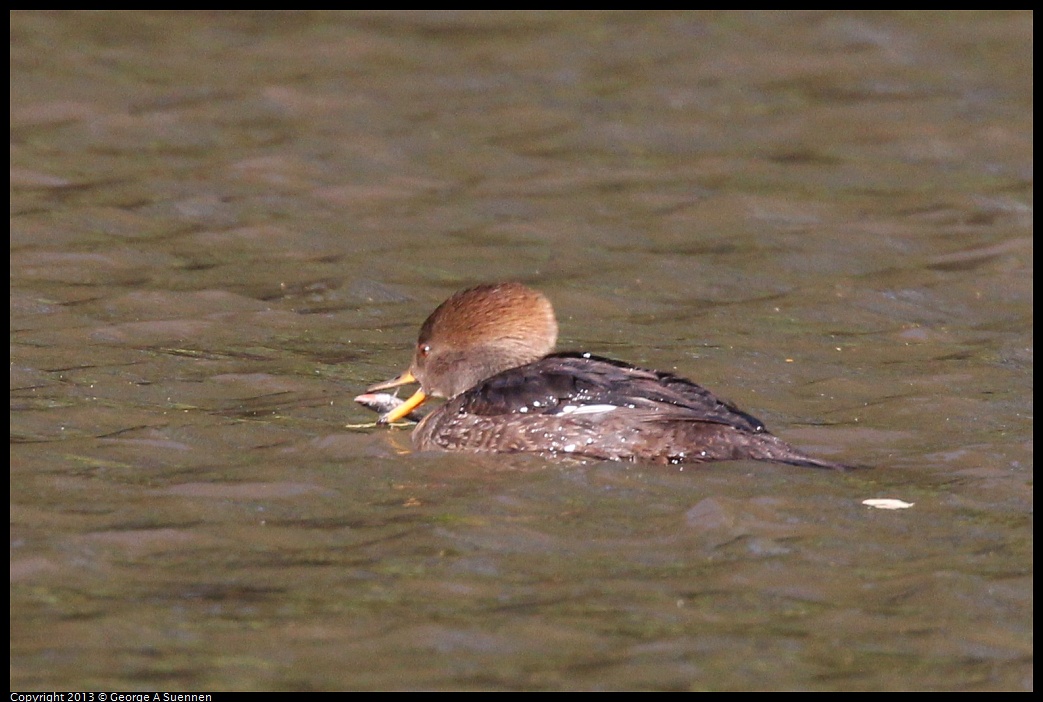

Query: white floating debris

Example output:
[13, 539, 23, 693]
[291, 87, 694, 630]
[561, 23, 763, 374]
[862, 498, 914, 510]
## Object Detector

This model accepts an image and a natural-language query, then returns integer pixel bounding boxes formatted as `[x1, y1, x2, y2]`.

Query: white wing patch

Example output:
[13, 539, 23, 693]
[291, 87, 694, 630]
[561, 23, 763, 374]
[557, 404, 619, 416]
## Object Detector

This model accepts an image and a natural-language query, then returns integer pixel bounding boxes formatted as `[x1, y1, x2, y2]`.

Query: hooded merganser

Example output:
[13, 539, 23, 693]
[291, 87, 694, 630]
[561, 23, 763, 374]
[357, 282, 849, 469]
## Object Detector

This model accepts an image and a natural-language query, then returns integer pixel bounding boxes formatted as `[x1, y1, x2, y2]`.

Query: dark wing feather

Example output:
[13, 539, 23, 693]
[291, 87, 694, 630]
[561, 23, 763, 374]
[459, 353, 767, 434]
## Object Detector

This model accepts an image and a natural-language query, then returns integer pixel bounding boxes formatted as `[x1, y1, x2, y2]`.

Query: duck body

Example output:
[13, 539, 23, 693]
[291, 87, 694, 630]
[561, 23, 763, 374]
[410, 352, 844, 468]
[360, 283, 849, 470]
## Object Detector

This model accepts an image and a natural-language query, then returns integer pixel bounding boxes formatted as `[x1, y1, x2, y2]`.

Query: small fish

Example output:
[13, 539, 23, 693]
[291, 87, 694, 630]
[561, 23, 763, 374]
[353, 392, 424, 423]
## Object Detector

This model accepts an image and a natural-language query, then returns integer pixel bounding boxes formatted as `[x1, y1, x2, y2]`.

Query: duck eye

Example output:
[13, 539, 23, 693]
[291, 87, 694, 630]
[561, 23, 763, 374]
[418, 343, 431, 358]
